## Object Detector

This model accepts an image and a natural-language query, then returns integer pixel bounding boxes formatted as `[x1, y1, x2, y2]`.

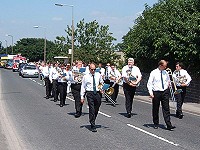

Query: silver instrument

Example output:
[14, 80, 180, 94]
[166, 68, 182, 98]
[126, 69, 140, 87]
[174, 70, 187, 85]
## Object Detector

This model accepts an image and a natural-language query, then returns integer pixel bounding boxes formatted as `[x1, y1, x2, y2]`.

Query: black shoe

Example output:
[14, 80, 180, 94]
[153, 124, 158, 129]
[44, 96, 49, 99]
[60, 104, 63, 107]
[166, 126, 176, 131]
[54, 99, 58, 102]
[74, 113, 81, 118]
[179, 114, 183, 119]
[127, 113, 131, 118]
[91, 127, 97, 132]
[49, 95, 54, 98]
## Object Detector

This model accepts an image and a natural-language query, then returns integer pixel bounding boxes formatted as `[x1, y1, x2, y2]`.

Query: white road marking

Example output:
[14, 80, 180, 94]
[127, 124, 179, 147]
[98, 111, 111, 118]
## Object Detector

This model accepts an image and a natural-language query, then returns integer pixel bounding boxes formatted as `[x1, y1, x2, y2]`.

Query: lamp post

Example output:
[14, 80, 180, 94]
[6, 34, 13, 54]
[33, 26, 47, 62]
[55, 3, 74, 66]
[5, 40, 8, 54]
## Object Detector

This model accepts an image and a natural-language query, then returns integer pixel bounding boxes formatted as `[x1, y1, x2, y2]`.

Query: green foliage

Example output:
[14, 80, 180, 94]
[120, 0, 200, 75]
[62, 19, 119, 65]
[5, 38, 57, 62]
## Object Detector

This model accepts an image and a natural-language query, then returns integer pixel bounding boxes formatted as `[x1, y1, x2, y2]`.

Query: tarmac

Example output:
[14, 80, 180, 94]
[0, 87, 199, 150]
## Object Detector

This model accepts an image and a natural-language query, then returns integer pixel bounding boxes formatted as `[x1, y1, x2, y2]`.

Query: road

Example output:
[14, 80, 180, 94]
[0, 68, 200, 150]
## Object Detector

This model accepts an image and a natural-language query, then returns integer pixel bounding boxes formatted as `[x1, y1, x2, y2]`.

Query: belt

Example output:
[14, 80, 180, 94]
[71, 83, 81, 85]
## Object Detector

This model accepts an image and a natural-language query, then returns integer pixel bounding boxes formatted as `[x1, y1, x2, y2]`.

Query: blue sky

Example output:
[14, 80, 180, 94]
[0, 0, 158, 47]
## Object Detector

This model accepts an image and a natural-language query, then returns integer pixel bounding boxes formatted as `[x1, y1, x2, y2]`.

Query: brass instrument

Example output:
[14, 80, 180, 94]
[72, 68, 85, 83]
[166, 68, 182, 97]
[173, 70, 187, 85]
[126, 69, 140, 87]
[98, 83, 116, 106]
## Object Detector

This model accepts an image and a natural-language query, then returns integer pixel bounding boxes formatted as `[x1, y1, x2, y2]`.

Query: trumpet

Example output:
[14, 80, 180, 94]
[98, 83, 116, 106]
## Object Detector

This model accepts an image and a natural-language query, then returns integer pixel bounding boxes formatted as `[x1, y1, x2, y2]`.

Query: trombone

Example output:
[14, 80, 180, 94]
[98, 83, 116, 106]
[166, 68, 182, 102]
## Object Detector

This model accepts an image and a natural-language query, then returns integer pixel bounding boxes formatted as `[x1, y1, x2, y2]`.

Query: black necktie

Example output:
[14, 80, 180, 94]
[92, 75, 97, 94]
[161, 71, 164, 89]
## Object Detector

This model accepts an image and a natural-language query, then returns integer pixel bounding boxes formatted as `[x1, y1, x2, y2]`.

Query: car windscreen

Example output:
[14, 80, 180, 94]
[24, 65, 36, 70]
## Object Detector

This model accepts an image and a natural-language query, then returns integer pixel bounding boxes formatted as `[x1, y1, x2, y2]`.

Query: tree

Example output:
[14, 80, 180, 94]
[120, 0, 200, 75]
[61, 19, 119, 65]
[11, 38, 56, 62]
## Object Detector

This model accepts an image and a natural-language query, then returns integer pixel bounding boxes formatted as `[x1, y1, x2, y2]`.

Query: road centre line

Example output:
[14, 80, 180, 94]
[127, 124, 179, 147]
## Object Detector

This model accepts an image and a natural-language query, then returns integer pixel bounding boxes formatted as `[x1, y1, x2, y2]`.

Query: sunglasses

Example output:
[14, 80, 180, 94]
[90, 68, 96, 71]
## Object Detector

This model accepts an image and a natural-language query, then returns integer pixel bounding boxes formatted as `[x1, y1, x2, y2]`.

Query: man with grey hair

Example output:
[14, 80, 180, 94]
[122, 58, 142, 118]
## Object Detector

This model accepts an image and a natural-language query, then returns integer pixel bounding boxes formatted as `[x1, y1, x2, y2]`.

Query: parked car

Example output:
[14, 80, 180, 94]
[18, 63, 27, 76]
[21, 64, 39, 78]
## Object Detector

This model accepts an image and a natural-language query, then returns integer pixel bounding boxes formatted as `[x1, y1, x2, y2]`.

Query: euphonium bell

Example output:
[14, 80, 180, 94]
[106, 87, 114, 96]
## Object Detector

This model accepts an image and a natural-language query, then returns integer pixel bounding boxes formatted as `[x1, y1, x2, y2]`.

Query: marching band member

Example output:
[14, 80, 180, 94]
[49, 62, 60, 102]
[173, 62, 192, 119]
[108, 64, 121, 102]
[97, 63, 105, 77]
[42, 62, 52, 99]
[80, 63, 104, 132]
[122, 58, 142, 118]
[65, 63, 72, 94]
[70, 60, 84, 118]
[104, 63, 111, 102]
[147, 60, 176, 130]
[57, 64, 69, 107]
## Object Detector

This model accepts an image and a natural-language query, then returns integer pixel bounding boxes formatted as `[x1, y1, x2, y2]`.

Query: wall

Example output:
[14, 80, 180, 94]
[136, 73, 200, 103]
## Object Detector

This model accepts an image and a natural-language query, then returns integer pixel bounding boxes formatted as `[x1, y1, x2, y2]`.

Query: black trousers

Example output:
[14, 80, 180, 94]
[44, 77, 52, 97]
[52, 80, 59, 100]
[86, 92, 101, 127]
[152, 89, 172, 127]
[175, 86, 186, 115]
[104, 79, 110, 101]
[123, 83, 136, 114]
[71, 83, 83, 114]
[110, 82, 119, 102]
[58, 82, 67, 105]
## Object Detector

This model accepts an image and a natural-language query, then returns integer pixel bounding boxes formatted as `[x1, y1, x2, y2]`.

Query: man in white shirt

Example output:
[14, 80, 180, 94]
[173, 62, 192, 119]
[147, 60, 176, 131]
[42, 62, 52, 99]
[80, 63, 104, 132]
[122, 58, 142, 118]
[108, 64, 121, 102]
[49, 62, 60, 102]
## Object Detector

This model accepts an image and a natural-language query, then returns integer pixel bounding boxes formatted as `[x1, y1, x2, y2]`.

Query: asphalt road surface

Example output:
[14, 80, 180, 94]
[0, 68, 200, 150]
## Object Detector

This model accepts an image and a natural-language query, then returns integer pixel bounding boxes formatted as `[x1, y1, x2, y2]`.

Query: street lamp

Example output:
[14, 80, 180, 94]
[33, 26, 47, 62]
[55, 3, 74, 66]
[6, 34, 13, 54]
[5, 40, 8, 54]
